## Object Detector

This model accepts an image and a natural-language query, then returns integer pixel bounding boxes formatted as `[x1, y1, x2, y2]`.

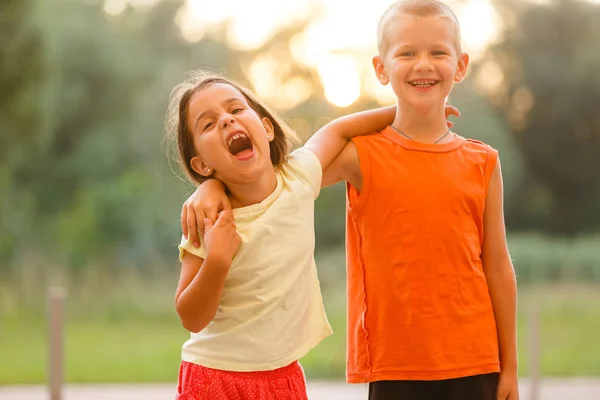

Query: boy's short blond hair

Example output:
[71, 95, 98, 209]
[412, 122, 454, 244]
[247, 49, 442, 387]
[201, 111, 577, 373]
[377, 0, 463, 56]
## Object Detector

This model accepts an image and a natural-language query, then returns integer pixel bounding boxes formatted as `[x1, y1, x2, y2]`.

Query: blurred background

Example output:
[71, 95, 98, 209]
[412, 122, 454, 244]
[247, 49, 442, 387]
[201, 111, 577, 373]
[1, 0, 600, 388]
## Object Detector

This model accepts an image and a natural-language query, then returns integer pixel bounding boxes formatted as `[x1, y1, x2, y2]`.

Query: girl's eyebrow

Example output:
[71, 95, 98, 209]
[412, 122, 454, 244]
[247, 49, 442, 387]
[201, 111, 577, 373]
[193, 98, 243, 130]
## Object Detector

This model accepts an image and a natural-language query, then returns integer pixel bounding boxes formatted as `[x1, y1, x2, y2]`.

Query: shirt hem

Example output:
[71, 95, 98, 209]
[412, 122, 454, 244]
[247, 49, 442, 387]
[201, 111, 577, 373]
[182, 325, 333, 372]
[346, 362, 501, 383]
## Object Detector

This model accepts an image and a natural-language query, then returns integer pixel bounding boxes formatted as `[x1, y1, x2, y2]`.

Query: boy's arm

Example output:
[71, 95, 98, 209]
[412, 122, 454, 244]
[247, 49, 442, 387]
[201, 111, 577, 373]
[315, 104, 461, 188]
[303, 106, 396, 173]
[321, 141, 362, 190]
[481, 159, 519, 396]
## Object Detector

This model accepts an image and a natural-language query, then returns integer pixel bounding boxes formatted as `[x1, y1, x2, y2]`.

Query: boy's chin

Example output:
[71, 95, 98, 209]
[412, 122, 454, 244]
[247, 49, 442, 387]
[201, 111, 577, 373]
[405, 98, 448, 114]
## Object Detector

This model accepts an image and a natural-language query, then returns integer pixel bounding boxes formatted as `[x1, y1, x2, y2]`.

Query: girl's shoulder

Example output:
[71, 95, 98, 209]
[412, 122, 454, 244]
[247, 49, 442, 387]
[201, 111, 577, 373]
[279, 147, 322, 199]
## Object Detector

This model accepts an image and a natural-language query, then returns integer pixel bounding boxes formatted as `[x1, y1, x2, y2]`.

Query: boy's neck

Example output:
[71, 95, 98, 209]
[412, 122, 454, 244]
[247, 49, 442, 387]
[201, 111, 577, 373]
[226, 167, 278, 209]
[391, 102, 452, 144]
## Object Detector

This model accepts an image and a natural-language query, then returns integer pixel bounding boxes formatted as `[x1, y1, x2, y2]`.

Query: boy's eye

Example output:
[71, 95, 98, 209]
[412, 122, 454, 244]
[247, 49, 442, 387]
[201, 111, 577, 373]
[400, 52, 415, 57]
[432, 51, 447, 56]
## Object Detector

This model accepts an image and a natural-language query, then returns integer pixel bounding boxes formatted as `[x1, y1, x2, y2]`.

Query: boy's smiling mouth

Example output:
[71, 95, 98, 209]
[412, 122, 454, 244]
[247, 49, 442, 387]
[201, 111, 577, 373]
[408, 79, 439, 88]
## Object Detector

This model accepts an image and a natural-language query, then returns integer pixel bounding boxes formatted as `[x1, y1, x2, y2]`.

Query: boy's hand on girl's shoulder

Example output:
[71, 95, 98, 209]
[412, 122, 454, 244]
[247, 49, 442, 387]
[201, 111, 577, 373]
[444, 104, 460, 128]
[181, 179, 231, 248]
[203, 210, 240, 268]
[496, 371, 519, 400]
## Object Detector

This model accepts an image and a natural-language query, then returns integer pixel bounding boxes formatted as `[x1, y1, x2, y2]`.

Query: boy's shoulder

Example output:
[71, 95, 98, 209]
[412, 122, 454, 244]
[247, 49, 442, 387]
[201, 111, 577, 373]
[461, 137, 497, 156]
[463, 137, 491, 148]
[350, 130, 388, 144]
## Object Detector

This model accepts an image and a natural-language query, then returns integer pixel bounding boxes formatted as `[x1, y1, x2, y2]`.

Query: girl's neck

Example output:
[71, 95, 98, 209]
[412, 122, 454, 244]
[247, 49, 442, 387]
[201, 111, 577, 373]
[226, 167, 278, 209]
[392, 101, 452, 144]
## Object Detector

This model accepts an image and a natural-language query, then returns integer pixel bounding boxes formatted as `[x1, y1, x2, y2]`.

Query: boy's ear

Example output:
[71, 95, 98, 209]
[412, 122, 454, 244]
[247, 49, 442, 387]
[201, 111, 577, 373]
[372, 55, 390, 85]
[454, 52, 470, 83]
[262, 117, 275, 141]
[190, 156, 213, 177]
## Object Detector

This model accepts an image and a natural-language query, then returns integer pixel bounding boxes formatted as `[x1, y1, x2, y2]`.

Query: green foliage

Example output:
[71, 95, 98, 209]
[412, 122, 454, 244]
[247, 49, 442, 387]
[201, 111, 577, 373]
[0, 0, 244, 271]
[0, 0, 48, 266]
[1, 0, 599, 272]
[484, 0, 600, 235]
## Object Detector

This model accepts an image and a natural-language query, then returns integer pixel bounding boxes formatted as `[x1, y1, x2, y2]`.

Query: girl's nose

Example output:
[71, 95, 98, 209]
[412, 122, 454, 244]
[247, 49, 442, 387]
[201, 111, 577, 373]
[221, 115, 235, 128]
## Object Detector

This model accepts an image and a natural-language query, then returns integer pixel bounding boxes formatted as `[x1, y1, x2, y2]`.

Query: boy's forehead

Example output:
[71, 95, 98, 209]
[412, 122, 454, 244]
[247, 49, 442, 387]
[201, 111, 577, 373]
[382, 13, 460, 52]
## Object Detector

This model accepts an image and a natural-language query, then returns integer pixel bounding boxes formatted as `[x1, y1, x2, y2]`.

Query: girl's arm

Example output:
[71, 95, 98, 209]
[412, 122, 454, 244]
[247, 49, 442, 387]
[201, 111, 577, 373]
[481, 159, 519, 399]
[303, 106, 396, 173]
[181, 179, 230, 248]
[175, 211, 239, 333]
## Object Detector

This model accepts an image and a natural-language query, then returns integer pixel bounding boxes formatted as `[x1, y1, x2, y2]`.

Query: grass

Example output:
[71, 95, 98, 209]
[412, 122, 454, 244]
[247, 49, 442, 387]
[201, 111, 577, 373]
[1, 259, 600, 384]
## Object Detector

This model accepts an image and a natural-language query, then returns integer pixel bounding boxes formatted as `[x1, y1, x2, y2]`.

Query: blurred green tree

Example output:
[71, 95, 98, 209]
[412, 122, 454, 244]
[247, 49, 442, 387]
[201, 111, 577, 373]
[0, 0, 47, 267]
[484, 0, 600, 235]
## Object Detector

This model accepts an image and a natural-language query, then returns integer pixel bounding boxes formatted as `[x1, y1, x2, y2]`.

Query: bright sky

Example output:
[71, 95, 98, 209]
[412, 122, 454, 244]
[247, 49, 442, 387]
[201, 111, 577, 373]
[106, 0, 501, 108]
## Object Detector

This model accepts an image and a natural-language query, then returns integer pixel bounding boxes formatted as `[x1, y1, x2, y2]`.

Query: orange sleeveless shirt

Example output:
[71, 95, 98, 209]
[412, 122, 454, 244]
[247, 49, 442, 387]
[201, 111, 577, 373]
[345, 127, 500, 383]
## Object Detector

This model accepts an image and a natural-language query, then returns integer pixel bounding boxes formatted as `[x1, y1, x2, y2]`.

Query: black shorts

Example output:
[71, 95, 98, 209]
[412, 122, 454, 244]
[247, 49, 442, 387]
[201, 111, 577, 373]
[368, 373, 499, 400]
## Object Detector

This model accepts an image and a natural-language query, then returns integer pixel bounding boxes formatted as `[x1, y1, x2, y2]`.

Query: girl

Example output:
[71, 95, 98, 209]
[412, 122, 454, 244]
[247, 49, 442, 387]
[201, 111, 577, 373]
[166, 70, 406, 399]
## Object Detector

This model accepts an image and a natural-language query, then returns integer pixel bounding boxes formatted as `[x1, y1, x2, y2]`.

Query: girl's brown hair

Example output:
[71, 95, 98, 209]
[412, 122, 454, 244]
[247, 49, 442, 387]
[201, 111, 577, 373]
[165, 70, 299, 185]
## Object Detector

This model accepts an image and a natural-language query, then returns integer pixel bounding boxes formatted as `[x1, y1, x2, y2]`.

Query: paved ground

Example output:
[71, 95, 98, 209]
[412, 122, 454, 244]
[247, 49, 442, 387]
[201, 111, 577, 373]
[1, 378, 600, 399]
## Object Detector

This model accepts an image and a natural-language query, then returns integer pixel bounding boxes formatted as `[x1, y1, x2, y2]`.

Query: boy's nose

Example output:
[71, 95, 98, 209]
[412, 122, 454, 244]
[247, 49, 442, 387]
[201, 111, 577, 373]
[414, 57, 434, 71]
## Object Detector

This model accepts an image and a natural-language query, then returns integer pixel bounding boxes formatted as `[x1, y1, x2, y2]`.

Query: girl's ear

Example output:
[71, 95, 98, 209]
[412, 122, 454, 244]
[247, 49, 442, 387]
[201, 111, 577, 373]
[262, 117, 275, 141]
[190, 156, 213, 177]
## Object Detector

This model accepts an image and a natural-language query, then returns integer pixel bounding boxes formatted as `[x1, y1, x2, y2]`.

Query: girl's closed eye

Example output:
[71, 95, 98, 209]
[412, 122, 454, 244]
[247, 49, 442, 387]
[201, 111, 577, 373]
[203, 121, 215, 131]
[231, 107, 244, 115]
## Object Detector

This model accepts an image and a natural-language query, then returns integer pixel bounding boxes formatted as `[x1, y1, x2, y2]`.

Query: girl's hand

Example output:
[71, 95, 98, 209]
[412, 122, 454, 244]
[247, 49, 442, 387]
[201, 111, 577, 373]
[203, 210, 240, 267]
[181, 179, 231, 248]
[496, 371, 519, 400]
[445, 104, 460, 128]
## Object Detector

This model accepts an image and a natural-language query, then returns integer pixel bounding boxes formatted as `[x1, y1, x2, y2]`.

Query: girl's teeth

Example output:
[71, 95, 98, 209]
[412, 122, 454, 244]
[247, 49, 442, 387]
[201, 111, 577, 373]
[228, 133, 245, 146]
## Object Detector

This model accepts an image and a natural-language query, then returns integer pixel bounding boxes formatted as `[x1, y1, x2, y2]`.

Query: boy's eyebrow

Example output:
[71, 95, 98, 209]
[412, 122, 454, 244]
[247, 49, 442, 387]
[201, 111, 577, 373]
[194, 98, 243, 130]
[390, 43, 453, 54]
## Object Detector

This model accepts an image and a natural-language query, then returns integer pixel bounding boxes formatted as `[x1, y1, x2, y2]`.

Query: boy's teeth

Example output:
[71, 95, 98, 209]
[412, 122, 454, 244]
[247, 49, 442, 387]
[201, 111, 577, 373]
[411, 81, 435, 87]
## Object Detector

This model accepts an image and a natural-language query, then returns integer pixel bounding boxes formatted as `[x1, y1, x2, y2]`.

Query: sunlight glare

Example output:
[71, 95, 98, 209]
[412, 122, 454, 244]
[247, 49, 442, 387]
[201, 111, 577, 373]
[317, 55, 361, 108]
[186, 0, 232, 25]
[476, 60, 504, 94]
[247, 57, 279, 100]
[104, 0, 126, 16]
[247, 57, 312, 110]
[181, 0, 502, 106]
[177, 3, 207, 43]
[453, 0, 500, 59]
[127, 0, 159, 8]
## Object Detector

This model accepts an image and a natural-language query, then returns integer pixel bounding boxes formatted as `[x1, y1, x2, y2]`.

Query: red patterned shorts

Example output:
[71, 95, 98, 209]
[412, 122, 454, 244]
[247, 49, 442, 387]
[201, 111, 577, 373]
[176, 360, 308, 400]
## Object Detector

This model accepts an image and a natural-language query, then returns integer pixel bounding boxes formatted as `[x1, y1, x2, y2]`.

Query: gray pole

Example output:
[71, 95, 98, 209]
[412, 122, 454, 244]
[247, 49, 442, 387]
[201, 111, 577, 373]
[48, 287, 66, 400]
